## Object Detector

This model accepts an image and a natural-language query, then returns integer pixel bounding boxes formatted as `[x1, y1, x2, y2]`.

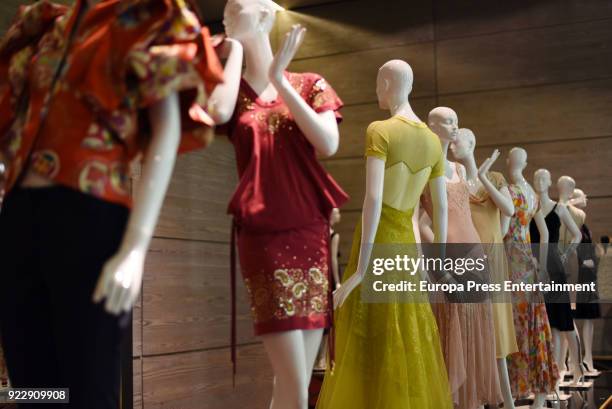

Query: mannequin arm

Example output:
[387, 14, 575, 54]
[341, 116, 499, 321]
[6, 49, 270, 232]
[558, 204, 582, 261]
[429, 176, 448, 243]
[479, 177, 514, 217]
[270, 25, 339, 157]
[533, 210, 549, 281]
[93, 92, 181, 314]
[330, 233, 341, 289]
[334, 156, 384, 308]
[500, 211, 511, 237]
[205, 38, 243, 125]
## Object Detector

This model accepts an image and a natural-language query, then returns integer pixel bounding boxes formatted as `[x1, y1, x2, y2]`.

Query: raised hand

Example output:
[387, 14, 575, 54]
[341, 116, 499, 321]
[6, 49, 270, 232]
[478, 148, 500, 178]
[269, 24, 306, 84]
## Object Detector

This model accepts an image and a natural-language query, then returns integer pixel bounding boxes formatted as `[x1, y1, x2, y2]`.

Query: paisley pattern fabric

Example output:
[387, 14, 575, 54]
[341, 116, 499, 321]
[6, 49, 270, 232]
[504, 184, 558, 397]
[0, 0, 223, 208]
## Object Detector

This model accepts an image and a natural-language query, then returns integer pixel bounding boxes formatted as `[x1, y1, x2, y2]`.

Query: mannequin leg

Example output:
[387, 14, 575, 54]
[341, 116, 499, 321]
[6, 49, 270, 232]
[559, 336, 569, 376]
[303, 329, 325, 380]
[531, 393, 546, 409]
[497, 358, 515, 409]
[261, 330, 310, 409]
[563, 330, 582, 381]
[580, 320, 595, 370]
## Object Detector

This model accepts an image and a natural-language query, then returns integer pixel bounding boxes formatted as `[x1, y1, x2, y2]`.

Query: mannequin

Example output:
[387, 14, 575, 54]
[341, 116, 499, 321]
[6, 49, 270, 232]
[530, 169, 583, 391]
[568, 187, 601, 376]
[451, 128, 518, 409]
[502, 148, 558, 409]
[0, 1, 231, 408]
[317, 60, 452, 409]
[420, 109, 502, 409]
[222, 1, 348, 408]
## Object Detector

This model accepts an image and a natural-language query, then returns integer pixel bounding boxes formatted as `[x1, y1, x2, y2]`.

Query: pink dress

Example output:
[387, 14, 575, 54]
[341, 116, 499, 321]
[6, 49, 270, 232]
[422, 164, 502, 409]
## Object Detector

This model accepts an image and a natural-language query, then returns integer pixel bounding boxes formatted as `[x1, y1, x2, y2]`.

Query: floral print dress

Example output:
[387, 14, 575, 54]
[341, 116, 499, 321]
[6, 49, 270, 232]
[504, 184, 558, 396]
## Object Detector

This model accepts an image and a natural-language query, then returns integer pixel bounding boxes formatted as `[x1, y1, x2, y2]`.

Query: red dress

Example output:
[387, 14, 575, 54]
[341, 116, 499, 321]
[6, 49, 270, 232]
[226, 71, 348, 336]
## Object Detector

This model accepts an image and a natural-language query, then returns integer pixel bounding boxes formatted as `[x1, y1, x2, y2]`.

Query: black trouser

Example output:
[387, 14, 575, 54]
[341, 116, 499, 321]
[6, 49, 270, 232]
[0, 186, 130, 409]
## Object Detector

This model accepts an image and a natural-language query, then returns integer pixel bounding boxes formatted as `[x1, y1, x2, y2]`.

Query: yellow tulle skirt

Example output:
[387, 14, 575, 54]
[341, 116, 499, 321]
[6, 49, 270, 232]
[316, 204, 453, 409]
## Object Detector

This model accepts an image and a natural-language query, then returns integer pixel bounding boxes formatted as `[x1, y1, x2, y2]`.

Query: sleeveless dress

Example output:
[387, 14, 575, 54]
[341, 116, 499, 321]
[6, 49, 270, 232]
[574, 224, 601, 319]
[504, 184, 558, 396]
[529, 204, 574, 331]
[422, 165, 502, 409]
[316, 115, 453, 409]
[469, 171, 519, 358]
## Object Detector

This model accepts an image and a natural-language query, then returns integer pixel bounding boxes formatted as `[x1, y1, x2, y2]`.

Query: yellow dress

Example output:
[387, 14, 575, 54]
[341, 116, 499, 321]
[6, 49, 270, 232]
[469, 171, 519, 358]
[316, 115, 453, 409]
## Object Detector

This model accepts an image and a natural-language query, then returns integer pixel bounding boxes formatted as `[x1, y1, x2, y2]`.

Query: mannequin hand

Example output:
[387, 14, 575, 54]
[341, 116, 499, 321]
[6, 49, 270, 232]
[477, 149, 500, 180]
[93, 247, 145, 315]
[335, 282, 341, 290]
[214, 36, 242, 60]
[333, 271, 363, 309]
[269, 24, 306, 84]
[583, 259, 595, 268]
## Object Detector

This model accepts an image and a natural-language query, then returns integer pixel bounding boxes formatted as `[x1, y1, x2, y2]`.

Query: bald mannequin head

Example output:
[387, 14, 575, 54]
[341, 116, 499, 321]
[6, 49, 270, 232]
[450, 128, 476, 160]
[533, 168, 551, 194]
[557, 175, 576, 202]
[428, 107, 458, 142]
[376, 60, 414, 110]
[507, 147, 527, 172]
[570, 188, 588, 209]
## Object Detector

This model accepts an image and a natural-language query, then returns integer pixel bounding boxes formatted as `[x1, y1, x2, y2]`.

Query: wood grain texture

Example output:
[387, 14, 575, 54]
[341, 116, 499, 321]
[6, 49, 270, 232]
[581, 197, 612, 244]
[154, 138, 237, 242]
[435, 0, 612, 40]
[438, 79, 612, 147]
[436, 20, 612, 95]
[133, 293, 142, 358]
[142, 238, 256, 356]
[325, 137, 612, 211]
[336, 98, 437, 158]
[278, 0, 433, 59]
[142, 344, 272, 409]
[133, 358, 142, 409]
[289, 42, 436, 105]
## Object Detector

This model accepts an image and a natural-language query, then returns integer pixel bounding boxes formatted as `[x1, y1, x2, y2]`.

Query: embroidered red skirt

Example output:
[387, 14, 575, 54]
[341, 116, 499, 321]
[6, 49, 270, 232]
[237, 221, 331, 335]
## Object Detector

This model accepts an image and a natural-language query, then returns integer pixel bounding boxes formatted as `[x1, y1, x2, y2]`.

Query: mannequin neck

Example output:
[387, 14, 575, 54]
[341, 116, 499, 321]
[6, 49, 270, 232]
[558, 195, 571, 205]
[390, 100, 418, 121]
[539, 189, 553, 207]
[509, 167, 526, 185]
[460, 153, 478, 181]
[242, 33, 275, 85]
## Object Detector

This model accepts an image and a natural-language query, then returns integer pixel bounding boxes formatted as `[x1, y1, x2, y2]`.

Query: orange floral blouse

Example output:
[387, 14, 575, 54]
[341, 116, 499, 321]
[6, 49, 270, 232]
[0, 0, 223, 207]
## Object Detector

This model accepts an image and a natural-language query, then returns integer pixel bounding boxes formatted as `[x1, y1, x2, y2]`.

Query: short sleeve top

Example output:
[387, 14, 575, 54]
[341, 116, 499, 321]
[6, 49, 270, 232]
[364, 115, 444, 212]
[0, 0, 223, 207]
[225, 71, 348, 232]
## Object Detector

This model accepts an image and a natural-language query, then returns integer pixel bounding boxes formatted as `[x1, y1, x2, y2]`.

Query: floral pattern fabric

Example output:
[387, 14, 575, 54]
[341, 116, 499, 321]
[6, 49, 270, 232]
[0, 0, 223, 208]
[504, 184, 559, 396]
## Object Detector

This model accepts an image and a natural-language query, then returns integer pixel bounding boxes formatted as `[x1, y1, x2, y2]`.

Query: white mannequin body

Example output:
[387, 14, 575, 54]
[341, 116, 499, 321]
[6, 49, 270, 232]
[451, 129, 515, 409]
[223, 1, 340, 408]
[565, 185, 600, 375]
[503, 148, 549, 409]
[334, 60, 448, 308]
[533, 169, 583, 392]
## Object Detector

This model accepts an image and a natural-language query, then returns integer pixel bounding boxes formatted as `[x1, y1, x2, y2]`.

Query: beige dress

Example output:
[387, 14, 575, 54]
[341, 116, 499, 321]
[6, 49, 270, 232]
[422, 164, 502, 409]
[469, 171, 519, 358]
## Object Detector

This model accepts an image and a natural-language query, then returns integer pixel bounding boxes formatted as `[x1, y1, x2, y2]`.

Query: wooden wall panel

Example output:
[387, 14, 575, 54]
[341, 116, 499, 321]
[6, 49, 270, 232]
[142, 344, 272, 409]
[337, 98, 437, 158]
[277, 0, 433, 59]
[435, 0, 612, 40]
[437, 20, 612, 94]
[133, 293, 142, 358]
[438, 79, 612, 147]
[155, 139, 237, 242]
[133, 358, 142, 409]
[582, 197, 612, 243]
[289, 43, 436, 105]
[143, 238, 255, 356]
